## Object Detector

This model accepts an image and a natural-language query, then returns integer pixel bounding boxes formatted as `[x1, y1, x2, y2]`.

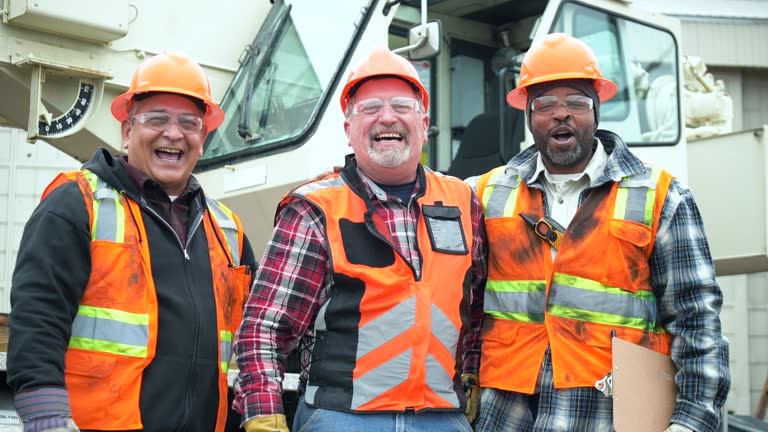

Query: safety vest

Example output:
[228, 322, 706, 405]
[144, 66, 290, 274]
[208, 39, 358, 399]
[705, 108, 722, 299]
[476, 165, 673, 392]
[281, 170, 474, 412]
[41, 169, 250, 431]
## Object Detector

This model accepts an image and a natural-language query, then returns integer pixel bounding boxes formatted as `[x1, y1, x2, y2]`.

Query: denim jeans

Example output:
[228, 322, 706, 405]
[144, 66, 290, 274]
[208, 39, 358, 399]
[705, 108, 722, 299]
[293, 398, 473, 432]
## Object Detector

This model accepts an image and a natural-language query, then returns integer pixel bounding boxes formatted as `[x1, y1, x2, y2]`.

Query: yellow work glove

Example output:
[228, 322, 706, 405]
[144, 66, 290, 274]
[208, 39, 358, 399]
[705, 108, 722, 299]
[462, 373, 480, 424]
[243, 414, 289, 432]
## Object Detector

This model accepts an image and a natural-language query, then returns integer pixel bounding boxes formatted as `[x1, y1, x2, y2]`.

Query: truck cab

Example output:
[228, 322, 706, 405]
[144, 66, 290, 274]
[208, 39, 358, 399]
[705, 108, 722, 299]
[191, 0, 686, 254]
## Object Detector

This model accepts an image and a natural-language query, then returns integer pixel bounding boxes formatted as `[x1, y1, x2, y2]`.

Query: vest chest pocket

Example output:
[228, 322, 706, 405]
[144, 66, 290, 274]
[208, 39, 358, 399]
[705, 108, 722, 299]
[86, 241, 143, 305]
[422, 204, 468, 255]
[607, 219, 652, 291]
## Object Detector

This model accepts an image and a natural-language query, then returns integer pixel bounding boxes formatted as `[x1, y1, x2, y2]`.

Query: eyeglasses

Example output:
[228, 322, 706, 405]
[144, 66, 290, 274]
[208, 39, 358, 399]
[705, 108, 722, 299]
[530, 95, 594, 114]
[350, 97, 423, 116]
[131, 112, 204, 134]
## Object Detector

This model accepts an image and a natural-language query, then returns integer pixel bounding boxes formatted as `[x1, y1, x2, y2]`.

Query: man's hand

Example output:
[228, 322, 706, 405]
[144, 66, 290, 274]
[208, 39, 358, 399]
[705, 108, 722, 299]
[243, 414, 289, 432]
[462, 373, 480, 424]
[664, 423, 693, 432]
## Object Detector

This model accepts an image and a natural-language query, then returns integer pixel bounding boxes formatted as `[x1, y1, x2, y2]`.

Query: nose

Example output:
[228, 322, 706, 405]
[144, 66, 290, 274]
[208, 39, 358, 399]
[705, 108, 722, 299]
[162, 121, 185, 139]
[551, 102, 571, 120]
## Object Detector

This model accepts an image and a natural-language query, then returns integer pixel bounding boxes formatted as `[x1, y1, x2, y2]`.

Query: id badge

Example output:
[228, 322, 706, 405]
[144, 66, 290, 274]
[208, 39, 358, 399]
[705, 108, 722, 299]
[422, 203, 469, 255]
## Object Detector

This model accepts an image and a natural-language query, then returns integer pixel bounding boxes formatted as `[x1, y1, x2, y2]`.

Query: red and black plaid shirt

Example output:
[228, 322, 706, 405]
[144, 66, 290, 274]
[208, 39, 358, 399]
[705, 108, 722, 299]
[233, 169, 487, 421]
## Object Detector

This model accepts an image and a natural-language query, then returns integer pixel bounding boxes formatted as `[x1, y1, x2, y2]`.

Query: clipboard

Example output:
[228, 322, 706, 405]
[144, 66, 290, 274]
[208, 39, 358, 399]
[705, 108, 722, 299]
[612, 336, 678, 432]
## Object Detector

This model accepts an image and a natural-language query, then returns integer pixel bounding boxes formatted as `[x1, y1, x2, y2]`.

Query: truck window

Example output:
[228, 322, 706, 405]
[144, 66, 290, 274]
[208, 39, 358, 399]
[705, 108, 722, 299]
[199, 0, 372, 167]
[553, 2, 680, 145]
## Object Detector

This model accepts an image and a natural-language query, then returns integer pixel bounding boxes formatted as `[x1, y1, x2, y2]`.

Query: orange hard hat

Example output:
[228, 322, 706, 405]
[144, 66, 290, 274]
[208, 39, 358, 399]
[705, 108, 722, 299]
[340, 45, 429, 113]
[506, 33, 618, 110]
[111, 51, 225, 131]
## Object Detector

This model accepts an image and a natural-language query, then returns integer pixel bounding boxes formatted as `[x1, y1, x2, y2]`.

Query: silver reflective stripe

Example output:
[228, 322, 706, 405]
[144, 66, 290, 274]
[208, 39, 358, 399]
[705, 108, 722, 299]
[482, 173, 522, 219]
[484, 288, 547, 314]
[430, 304, 459, 362]
[89, 176, 122, 242]
[621, 186, 650, 225]
[206, 197, 241, 266]
[616, 166, 661, 226]
[352, 349, 412, 409]
[221, 339, 233, 370]
[425, 354, 460, 408]
[357, 297, 416, 360]
[71, 315, 149, 347]
[294, 176, 346, 195]
[549, 282, 658, 322]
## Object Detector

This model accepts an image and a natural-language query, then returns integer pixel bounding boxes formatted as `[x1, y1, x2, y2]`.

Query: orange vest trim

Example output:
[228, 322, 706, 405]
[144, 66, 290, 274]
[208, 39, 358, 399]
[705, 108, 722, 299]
[42, 170, 249, 431]
[478, 165, 673, 393]
[286, 170, 474, 412]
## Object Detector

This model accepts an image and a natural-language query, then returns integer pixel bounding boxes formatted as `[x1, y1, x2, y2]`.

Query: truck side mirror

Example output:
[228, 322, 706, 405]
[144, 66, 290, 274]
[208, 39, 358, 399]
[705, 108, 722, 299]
[407, 20, 441, 61]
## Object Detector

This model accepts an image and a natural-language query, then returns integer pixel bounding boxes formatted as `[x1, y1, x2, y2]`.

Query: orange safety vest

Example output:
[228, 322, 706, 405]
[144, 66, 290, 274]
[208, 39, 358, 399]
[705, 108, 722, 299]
[476, 165, 672, 392]
[41, 169, 251, 431]
[280, 169, 474, 412]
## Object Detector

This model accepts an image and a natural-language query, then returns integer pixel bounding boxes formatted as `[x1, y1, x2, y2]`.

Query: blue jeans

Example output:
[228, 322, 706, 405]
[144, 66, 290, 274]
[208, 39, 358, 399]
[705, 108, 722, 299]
[293, 398, 473, 432]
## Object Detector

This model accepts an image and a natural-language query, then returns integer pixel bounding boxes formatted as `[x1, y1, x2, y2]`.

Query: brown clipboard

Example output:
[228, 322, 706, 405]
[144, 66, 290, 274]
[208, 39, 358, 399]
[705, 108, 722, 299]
[612, 336, 678, 432]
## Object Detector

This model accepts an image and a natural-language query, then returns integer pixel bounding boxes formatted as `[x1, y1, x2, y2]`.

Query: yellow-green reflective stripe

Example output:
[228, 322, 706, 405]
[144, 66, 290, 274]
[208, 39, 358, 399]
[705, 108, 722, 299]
[220, 330, 233, 373]
[82, 170, 125, 242]
[614, 166, 662, 226]
[548, 304, 664, 333]
[206, 198, 241, 266]
[552, 274, 657, 301]
[549, 273, 661, 332]
[69, 337, 148, 357]
[485, 280, 546, 323]
[77, 305, 150, 324]
[485, 310, 545, 323]
[482, 172, 522, 218]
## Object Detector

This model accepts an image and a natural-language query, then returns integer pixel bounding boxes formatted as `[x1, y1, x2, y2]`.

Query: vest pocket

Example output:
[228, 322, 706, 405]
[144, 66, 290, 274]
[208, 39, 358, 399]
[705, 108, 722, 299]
[65, 349, 117, 378]
[606, 219, 652, 292]
[86, 241, 135, 304]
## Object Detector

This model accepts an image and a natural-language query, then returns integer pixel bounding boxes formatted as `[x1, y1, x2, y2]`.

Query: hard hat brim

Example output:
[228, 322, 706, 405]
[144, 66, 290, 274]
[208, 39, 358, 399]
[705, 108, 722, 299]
[111, 89, 225, 131]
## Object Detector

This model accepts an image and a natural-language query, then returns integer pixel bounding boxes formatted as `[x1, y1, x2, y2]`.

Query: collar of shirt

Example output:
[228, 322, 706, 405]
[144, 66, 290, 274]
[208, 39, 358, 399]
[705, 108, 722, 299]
[357, 168, 422, 204]
[529, 138, 608, 188]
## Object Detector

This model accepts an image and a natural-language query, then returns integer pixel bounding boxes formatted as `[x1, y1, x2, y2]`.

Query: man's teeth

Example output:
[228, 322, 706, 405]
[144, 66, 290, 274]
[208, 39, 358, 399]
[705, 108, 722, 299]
[375, 133, 402, 140]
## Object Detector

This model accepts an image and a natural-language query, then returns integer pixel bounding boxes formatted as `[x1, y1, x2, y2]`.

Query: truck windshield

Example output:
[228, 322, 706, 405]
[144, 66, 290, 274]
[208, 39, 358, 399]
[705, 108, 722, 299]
[199, 0, 372, 167]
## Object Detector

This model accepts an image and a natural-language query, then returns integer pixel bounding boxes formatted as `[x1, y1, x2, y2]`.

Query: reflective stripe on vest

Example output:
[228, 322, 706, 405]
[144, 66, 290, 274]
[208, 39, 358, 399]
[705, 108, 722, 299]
[307, 297, 461, 409]
[220, 330, 233, 372]
[614, 165, 663, 226]
[70, 171, 151, 356]
[480, 167, 663, 333]
[206, 197, 241, 266]
[547, 273, 662, 332]
[484, 280, 547, 323]
[70, 305, 150, 357]
[82, 170, 125, 242]
[481, 167, 522, 219]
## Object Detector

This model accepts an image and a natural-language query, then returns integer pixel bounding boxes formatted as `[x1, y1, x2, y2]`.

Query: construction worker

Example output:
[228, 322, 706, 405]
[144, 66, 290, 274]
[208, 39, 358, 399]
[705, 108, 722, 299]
[468, 33, 730, 432]
[232, 45, 487, 432]
[7, 52, 256, 432]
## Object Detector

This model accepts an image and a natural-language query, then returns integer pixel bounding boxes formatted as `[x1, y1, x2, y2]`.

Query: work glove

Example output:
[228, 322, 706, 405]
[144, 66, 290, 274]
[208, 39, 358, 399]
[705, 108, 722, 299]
[462, 373, 480, 424]
[243, 414, 289, 432]
[664, 424, 693, 432]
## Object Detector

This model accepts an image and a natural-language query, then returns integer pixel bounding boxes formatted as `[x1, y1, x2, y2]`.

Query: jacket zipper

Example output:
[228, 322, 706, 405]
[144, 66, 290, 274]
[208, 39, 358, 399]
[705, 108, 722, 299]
[139, 199, 205, 431]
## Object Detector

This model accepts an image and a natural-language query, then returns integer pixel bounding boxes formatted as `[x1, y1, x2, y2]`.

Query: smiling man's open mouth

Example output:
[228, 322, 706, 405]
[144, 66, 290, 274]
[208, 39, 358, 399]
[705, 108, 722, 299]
[155, 148, 183, 161]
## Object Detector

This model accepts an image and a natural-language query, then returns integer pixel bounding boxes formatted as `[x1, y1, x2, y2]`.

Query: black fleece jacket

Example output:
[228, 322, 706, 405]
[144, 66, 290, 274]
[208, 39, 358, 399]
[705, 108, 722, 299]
[7, 148, 256, 431]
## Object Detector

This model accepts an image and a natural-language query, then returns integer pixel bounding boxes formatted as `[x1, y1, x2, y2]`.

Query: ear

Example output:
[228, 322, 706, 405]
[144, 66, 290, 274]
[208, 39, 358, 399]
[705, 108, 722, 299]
[120, 120, 133, 149]
[199, 126, 209, 156]
[344, 118, 352, 147]
[421, 114, 430, 142]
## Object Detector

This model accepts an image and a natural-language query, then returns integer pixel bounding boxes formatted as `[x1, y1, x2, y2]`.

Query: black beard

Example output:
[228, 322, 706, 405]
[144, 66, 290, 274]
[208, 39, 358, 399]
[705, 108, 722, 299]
[534, 122, 595, 169]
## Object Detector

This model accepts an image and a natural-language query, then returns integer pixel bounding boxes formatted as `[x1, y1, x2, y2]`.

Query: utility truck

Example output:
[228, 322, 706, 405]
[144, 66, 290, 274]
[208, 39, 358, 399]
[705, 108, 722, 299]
[0, 0, 766, 429]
